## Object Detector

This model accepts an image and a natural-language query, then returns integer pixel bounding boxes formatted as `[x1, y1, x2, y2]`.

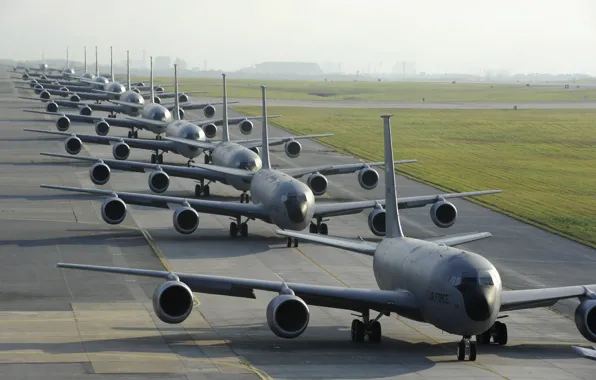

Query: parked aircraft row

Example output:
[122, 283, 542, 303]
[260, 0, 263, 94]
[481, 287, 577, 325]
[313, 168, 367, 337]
[14, 51, 596, 362]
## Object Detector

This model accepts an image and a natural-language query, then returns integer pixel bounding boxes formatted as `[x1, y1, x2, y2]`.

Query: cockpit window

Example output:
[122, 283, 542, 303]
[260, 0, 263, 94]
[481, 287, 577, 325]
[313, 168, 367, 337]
[450, 271, 494, 286]
[281, 194, 308, 203]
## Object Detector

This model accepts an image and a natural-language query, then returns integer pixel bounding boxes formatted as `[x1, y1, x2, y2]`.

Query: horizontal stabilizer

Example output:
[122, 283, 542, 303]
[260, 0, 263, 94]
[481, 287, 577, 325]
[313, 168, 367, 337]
[275, 230, 377, 256]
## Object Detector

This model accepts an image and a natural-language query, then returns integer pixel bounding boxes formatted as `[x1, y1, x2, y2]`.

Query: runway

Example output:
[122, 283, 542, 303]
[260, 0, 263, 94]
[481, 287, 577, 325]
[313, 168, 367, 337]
[2, 69, 596, 379]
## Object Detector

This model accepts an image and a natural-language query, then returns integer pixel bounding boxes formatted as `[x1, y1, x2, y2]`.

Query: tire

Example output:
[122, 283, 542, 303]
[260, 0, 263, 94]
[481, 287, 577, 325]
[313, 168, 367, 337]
[369, 321, 381, 343]
[319, 223, 328, 235]
[203, 185, 210, 197]
[353, 320, 365, 342]
[457, 341, 466, 361]
[309, 223, 317, 233]
[496, 322, 508, 345]
[229, 222, 238, 237]
[195, 185, 202, 197]
[469, 343, 477, 361]
[241, 223, 248, 237]
[150, 154, 156, 163]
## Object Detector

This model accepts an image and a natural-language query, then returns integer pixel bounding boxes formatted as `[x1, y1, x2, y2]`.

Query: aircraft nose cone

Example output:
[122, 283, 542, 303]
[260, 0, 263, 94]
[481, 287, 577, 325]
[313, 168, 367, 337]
[459, 285, 495, 322]
[284, 199, 308, 224]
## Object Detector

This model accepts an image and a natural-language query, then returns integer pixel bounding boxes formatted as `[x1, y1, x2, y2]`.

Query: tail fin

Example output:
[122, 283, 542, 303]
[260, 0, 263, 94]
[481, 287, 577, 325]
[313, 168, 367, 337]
[381, 115, 404, 238]
[126, 50, 131, 91]
[173, 64, 180, 121]
[221, 73, 230, 142]
[261, 86, 271, 169]
[149, 56, 154, 104]
[84, 46, 87, 73]
[109, 46, 114, 82]
[94, 46, 98, 77]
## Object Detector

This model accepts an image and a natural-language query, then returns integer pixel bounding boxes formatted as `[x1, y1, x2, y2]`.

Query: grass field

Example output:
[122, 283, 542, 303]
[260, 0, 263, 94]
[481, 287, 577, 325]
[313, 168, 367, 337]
[142, 76, 596, 102]
[236, 107, 596, 248]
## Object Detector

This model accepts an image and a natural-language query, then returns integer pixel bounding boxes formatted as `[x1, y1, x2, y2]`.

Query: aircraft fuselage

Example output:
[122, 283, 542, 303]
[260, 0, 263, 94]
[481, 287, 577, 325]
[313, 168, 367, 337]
[211, 142, 262, 191]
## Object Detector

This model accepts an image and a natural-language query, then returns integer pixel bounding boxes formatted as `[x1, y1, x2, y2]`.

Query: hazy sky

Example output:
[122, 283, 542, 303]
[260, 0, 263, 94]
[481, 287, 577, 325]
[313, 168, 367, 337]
[1, 0, 595, 74]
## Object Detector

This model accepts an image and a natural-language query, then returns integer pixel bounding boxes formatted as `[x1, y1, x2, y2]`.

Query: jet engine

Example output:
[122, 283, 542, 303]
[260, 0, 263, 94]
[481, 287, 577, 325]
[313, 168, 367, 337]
[112, 142, 130, 160]
[39, 75, 48, 80]
[94, 120, 110, 136]
[56, 116, 71, 131]
[306, 173, 328, 196]
[89, 162, 111, 185]
[79, 106, 92, 116]
[33, 84, 43, 94]
[173, 207, 199, 235]
[368, 207, 386, 236]
[152, 280, 194, 324]
[148, 169, 170, 193]
[178, 93, 189, 103]
[40, 90, 51, 100]
[132, 88, 140, 94]
[574, 300, 596, 343]
[250, 147, 260, 155]
[46, 101, 58, 113]
[358, 168, 379, 190]
[284, 140, 302, 158]
[153, 96, 162, 104]
[178, 108, 185, 120]
[22, 73, 29, 80]
[154, 86, 165, 93]
[70, 94, 81, 102]
[59, 86, 69, 92]
[203, 105, 215, 118]
[202, 123, 217, 139]
[101, 197, 127, 225]
[239, 119, 253, 135]
[266, 294, 310, 339]
[430, 200, 457, 228]
[64, 136, 82, 155]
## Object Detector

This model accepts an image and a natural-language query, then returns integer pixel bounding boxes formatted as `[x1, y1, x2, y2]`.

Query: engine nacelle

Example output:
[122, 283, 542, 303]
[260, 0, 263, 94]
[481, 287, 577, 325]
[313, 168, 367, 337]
[33, 84, 43, 94]
[22, 73, 29, 80]
[306, 173, 328, 196]
[59, 86, 69, 92]
[178, 93, 189, 103]
[39, 75, 48, 80]
[112, 142, 130, 160]
[154, 86, 165, 93]
[239, 119, 253, 135]
[368, 208, 386, 236]
[152, 281, 194, 324]
[64, 136, 82, 155]
[574, 300, 596, 343]
[89, 162, 111, 185]
[173, 207, 199, 235]
[132, 88, 141, 94]
[430, 201, 457, 228]
[358, 168, 379, 190]
[203, 105, 215, 118]
[70, 94, 81, 102]
[94, 120, 110, 136]
[40, 90, 51, 100]
[284, 140, 302, 158]
[202, 123, 217, 139]
[266, 294, 310, 339]
[153, 96, 162, 104]
[178, 108, 185, 120]
[148, 170, 170, 193]
[46, 101, 58, 113]
[80, 106, 92, 116]
[100, 197, 127, 225]
[56, 116, 71, 131]
[250, 147, 260, 155]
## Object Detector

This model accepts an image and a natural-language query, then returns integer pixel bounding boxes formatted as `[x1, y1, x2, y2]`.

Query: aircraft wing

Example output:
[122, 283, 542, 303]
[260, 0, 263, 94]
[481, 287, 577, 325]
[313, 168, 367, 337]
[237, 134, 334, 149]
[40, 152, 229, 183]
[423, 232, 493, 247]
[55, 263, 421, 316]
[145, 90, 209, 98]
[275, 230, 378, 255]
[189, 115, 280, 125]
[189, 163, 256, 182]
[500, 285, 596, 312]
[18, 96, 81, 108]
[122, 116, 170, 131]
[109, 100, 145, 109]
[26, 129, 176, 152]
[40, 185, 267, 220]
[162, 136, 219, 151]
[23, 110, 140, 129]
[280, 160, 418, 179]
[313, 190, 503, 218]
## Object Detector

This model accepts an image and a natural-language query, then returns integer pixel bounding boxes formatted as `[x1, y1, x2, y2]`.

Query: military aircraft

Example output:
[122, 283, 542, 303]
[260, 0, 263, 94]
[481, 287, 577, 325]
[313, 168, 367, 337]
[40, 86, 501, 239]
[53, 113, 596, 363]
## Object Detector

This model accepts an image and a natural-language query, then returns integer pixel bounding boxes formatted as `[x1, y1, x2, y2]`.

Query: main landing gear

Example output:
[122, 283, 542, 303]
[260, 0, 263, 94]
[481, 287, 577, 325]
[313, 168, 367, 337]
[195, 180, 211, 197]
[350, 310, 384, 343]
[229, 216, 249, 237]
[309, 219, 328, 234]
[204, 154, 212, 164]
[457, 336, 476, 361]
[286, 237, 299, 248]
[151, 152, 164, 164]
[476, 320, 508, 346]
[240, 192, 250, 203]
[108, 113, 116, 118]
[127, 130, 139, 138]
[155, 135, 163, 140]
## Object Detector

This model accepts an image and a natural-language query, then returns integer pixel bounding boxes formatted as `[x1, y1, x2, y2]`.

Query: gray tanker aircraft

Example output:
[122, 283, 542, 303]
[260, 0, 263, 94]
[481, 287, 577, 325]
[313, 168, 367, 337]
[41, 86, 501, 240]
[53, 114, 596, 363]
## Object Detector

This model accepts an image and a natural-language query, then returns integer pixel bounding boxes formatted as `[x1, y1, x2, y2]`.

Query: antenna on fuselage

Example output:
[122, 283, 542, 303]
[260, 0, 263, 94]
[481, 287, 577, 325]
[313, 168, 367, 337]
[126, 50, 131, 91]
[94, 46, 98, 77]
[173, 64, 180, 121]
[109, 46, 114, 82]
[149, 56, 154, 104]
[221, 73, 230, 142]
[381, 114, 404, 238]
[260, 86, 271, 170]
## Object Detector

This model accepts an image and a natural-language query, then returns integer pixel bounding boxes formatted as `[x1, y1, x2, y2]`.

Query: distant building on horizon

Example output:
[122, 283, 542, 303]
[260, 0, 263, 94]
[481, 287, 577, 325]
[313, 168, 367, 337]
[239, 62, 324, 76]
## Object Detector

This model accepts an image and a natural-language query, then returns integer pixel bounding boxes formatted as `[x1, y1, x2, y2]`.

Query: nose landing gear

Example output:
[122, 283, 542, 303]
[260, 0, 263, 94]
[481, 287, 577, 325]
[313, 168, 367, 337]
[194, 180, 211, 197]
[457, 336, 476, 361]
[286, 237, 299, 247]
[127, 129, 139, 138]
[150, 152, 163, 164]
[240, 192, 250, 203]
[229, 216, 249, 237]
[350, 310, 384, 343]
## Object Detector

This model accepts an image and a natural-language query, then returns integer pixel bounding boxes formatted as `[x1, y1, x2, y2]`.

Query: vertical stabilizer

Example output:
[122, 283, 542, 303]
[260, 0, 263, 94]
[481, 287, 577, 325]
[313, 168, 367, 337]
[221, 73, 230, 142]
[126, 50, 131, 90]
[84, 46, 87, 73]
[149, 56, 154, 104]
[260, 86, 271, 170]
[173, 64, 180, 121]
[109, 46, 114, 82]
[381, 115, 404, 238]
[94, 46, 98, 76]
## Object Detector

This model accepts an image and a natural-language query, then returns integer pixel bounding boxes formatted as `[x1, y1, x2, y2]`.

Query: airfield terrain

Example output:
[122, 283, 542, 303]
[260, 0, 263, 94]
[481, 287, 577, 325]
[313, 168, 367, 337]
[1, 70, 595, 379]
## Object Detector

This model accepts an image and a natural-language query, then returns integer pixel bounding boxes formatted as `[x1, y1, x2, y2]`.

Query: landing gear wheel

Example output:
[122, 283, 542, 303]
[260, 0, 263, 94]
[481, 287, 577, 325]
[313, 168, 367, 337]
[318, 223, 328, 235]
[204, 155, 211, 164]
[127, 131, 132, 138]
[469, 343, 477, 361]
[229, 222, 238, 237]
[286, 237, 299, 248]
[309, 223, 317, 233]
[351, 320, 365, 342]
[150, 153, 156, 163]
[457, 338, 476, 361]
[369, 321, 382, 342]
[203, 185, 210, 197]
[495, 321, 508, 345]
[476, 331, 491, 345]
[157, 154, 164, 164]
[457, 341, 466, 361]
[240, 223, 248, 237]
[195, 185, 202, 197]
[133, 131, 138, 138]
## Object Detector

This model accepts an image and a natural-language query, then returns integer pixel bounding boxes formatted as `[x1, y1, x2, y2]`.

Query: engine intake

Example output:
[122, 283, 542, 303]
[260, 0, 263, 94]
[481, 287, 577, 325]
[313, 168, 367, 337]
[306, 173, 328, 196]
[266, 294, 310, 339]
[430, 201, 457, 228]
[178, 94, 189, 103]
[70, 94, 81, 102]
[56, 116, 70, 131]
[94, 120, 110, 136]
[154, 86, 165, 93]
[368, 208, 386, 236]
[33, 84, 43, 94]
[46, 102, 58, 113]
[80, 106, 92, 116]
[40, 90, 51, 100]
[178, 108, 185, 120]
[101, 197, 127, 225]
[90, 162, 111, 185]
[153, 95, 162, 104]
[152, 281, 194, 324]
[203, 105, 215, 118]
[148, 170, 170, 193]
[284, 140, 302, 158]
[575, 300, 596, 343]
[59, 86, 69, 92]
[239, 119, 253, 135]
[173, 207, 199, 235]
[64, 136, 82, 155]
[250, 147, 260, 155]
[358, 168, 379, 190]
[202, 123, 217, 139]
[112, 142, 130, 160]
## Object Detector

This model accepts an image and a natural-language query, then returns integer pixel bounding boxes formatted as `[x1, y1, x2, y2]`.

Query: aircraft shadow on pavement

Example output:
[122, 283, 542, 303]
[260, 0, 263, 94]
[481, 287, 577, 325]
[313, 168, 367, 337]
[0, 161, 90, 167]
[0, 230, 146, 248]
[0, 136, 62, 142]
[0, 193, 99, 201]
